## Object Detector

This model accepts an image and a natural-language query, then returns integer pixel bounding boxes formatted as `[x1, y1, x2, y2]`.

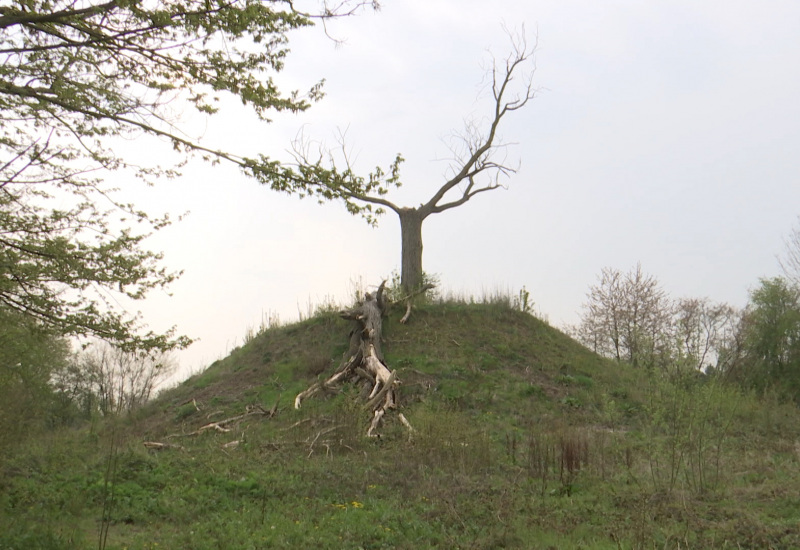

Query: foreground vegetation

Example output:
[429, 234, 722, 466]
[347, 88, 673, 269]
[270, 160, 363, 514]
[2, 300, 800, 549]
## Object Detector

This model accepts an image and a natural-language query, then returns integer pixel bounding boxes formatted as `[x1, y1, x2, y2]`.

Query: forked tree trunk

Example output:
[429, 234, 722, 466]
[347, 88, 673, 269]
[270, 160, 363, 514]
[294, 281, 412, 437]
[398, 208, 426, 293]
[293, 32, 536, 319]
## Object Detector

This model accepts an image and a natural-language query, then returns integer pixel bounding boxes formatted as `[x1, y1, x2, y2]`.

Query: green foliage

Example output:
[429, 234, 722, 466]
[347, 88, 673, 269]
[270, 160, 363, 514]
[734, 277, 800, 400]
[0, 526, 84, 550]
[639, 371, 740, 495]
[0, 307, 74, 452]
[174, 402, 198, 422]
[383, 269, 440, 303]
[514, 285, 534, 314]
[0, 0, 374, 351]
[261, 151, 407, 227]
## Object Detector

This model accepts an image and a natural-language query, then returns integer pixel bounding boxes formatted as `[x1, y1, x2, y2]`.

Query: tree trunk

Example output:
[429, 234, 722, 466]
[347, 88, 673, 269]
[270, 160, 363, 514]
[398, 208, 426, 293]
[294, 281, 412, 437]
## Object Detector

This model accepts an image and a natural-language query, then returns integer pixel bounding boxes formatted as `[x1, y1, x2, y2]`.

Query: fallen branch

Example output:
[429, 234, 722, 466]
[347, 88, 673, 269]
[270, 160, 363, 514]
[280, 417, 315, 432]
[307, 425, 342, 458]
[168, 402, 278, 439]
[178, 398, 202, 411]
[293, 368, 351, 409]
[143, 441, 185, 451]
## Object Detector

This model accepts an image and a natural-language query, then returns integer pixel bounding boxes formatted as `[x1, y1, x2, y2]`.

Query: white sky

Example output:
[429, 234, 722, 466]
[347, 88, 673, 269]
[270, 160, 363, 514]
[123, 0, 800, 379]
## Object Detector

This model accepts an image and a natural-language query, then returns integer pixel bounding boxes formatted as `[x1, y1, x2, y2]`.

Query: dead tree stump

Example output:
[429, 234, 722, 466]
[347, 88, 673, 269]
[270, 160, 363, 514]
[294, 281, 412, 437]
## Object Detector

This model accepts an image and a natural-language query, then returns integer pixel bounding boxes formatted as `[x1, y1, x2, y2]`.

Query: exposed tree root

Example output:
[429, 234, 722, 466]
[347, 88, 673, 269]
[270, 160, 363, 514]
[294, 281, 413, 437]
[398, 283, 436, 324]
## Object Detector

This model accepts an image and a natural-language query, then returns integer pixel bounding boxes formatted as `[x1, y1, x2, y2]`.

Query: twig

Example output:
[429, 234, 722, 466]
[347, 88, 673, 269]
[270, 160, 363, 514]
[168, 405, 272, 438]
[307, 425, 342, 458]
[281, 418, 313, 431]
[143, 441, 185, 451]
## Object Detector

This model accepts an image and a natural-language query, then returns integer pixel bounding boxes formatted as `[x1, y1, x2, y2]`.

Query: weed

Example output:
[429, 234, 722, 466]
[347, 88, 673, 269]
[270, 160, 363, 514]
[97, 423, 119, 550]
[642, 372, 740, 495]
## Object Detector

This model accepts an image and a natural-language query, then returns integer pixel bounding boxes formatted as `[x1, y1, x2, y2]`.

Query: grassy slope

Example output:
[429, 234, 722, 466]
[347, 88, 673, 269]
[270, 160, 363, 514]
[2, 302, 800, 549]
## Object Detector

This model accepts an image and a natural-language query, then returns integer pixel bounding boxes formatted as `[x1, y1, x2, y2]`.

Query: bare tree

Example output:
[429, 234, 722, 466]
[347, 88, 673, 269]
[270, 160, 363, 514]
[574, 267, 625, 360]
[284, 30, 537, 295]
[58, 342, 176, 416]
[574, 265, 746, 372]
[575, 264, 672, 368]
[673, 298, 740, 371]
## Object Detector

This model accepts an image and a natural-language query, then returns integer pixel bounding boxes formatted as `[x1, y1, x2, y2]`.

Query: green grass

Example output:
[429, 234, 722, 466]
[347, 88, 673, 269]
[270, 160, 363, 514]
[2, 301, 800, 549]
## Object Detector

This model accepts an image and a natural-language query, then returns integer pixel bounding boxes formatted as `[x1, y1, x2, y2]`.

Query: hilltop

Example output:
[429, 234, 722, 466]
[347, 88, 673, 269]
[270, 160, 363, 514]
[139, 301, 634, 440]
[2, 300, 800, 549]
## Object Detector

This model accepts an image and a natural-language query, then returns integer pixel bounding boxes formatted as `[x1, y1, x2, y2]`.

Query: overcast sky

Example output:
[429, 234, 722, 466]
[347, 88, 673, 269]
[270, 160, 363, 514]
[125, 0, 800, 379]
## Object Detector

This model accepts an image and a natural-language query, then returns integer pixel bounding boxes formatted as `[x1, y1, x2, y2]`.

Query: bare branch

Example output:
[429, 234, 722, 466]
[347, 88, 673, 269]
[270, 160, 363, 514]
[779, 216, 800, 287]
[421, 28, 537, 216]
[284, 27, 537, 228]
[287, 127, 403, 216]
[0, 1, 117, 30]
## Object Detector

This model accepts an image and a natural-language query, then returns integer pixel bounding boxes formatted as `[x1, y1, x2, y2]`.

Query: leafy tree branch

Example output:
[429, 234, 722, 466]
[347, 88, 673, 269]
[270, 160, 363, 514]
[1, 0, 377, 350]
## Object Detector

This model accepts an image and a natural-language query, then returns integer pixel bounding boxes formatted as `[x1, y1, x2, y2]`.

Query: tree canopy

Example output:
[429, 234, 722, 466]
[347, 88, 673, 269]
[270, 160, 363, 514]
[0, 306, 72, 447]
[0, 0, 375, 350]
[733, 277, 800, 399]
